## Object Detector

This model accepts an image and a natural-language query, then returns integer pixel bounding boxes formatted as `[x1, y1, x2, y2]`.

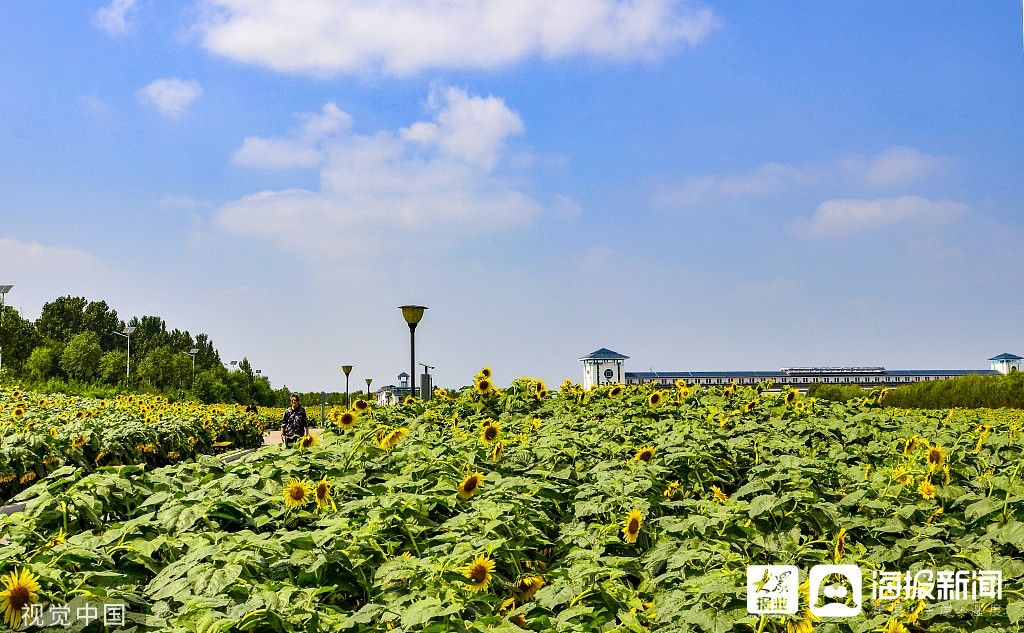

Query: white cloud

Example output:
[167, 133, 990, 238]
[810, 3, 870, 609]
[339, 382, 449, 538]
[233, 102, 352, 169]
[136, 78, 203, 119]
[93, 0, 136, 35]
[660, 146, 951, 206]
[196, 0, 720, 76]
[0, 238, 101, 270]
[800, 196, 968, 238]
[217, 87, 563, 258]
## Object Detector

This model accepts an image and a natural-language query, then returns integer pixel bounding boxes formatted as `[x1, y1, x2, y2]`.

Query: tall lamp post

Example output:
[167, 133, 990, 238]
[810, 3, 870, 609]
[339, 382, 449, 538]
[399, 305, 427, 398]
[365, 378, 373, 402]
[0, 284, 12, 378]
[341, 364, 353, 407]
[112, 326, 136, 381]
[187, 347, 199, 384]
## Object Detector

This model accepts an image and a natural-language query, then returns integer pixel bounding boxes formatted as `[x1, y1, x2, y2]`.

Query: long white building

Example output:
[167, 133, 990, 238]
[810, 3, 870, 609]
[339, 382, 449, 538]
[579, 348, 1019, 390]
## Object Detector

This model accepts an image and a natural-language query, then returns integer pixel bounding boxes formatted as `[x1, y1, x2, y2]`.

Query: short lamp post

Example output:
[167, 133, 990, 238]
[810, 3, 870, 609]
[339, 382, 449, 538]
[112, 326, 136, 381]
[365, 378, 373, 402]
[399, 306, 427, 398]
[0, 284, 12, 377]
[341, 364, 353, 407]
[187, 347, 199, 384]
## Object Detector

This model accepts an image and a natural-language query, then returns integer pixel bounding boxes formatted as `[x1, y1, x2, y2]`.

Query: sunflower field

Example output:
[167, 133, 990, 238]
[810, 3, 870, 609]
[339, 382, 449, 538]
[1, 376, 1023, 632]
[0, 388, 266, 502]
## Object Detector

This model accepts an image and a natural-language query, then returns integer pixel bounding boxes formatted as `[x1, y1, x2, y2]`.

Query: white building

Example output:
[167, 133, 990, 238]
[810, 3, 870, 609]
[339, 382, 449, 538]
[580, 348, 1007, 390]
[376, 372, 414, 406]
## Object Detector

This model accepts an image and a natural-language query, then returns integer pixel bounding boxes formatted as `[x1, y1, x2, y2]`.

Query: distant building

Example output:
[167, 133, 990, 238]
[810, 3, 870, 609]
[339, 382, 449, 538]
[376, 372, 414, 406]
[580, 348, 1008, 391]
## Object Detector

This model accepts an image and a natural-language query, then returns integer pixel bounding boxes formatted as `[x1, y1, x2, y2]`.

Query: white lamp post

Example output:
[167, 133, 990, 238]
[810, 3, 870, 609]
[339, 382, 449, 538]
[187, 347, 199, 383]
[112, 326, 136, 380]
[0, 284, 12, 377]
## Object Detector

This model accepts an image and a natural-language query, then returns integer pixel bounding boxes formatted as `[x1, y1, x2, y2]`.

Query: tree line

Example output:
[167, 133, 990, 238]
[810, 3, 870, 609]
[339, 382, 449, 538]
[0, 295, 292, 405]
[807, 371, 1024, 408]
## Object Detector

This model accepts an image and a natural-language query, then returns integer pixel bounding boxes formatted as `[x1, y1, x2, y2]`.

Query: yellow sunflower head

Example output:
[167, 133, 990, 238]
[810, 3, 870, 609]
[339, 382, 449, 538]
[464, 553, 496, 592]
[353, 399, 369, 412]
[879, 618, 909, 633]
[634, 446, 656, 463]
[516, 575, 545, 601]
[609, 385, 623, 398]
[490, 440, 506, 462]
[458, 472, 485, 499]
[711, 485, 728, 503]
[282, 478, 312, 508]
[338, 411, 357, 430]
[314, 477, 335, 511]
[298, 433, 319, 450]
[663, 480, 681, 498]
[893, 466, 914, 486]
[918, 479, 936, 501]
[12, 407, 25, 418]
[475, 378, 494, 395]
[647, 392, 663, 408]
[377, 427, 409, 450]
[622, 509, 643, 544]
[480, 421, 502, 444]
[785, 388, 798, 404]
[927, 444, 946, 471]
[403, 395, 418, 405]
[479, 366, 493, 379]
[0, 567, 41, 629]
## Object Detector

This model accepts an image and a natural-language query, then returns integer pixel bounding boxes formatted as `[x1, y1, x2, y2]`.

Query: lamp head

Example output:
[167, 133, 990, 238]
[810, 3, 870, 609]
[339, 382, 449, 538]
[399, 305, 427, 325]
[123, 326, 136, 335]
[0, 284, 12, 294]
[341, 364, 353, 376]
[189, 348, 199, 355]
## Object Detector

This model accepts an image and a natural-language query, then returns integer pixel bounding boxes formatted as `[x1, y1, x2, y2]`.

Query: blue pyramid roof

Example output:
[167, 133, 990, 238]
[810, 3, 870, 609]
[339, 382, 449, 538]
[578, 348, 629, 361]
[989, 353, 1023, 361]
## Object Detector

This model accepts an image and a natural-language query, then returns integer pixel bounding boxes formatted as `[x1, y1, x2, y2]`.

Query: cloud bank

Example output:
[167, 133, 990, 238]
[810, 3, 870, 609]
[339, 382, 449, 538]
[197, 0, 719, 75]
[136, 79, 203, 119]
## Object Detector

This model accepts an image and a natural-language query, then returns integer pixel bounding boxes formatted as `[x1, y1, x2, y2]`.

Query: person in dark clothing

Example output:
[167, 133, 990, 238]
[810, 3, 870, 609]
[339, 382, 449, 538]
[281, 393, 308, 448]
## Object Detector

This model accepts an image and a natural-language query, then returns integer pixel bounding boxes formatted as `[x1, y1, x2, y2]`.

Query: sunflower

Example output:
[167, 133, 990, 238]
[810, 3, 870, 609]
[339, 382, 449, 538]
[475, 378, 494, 395]
[377, 427, 409, 450]
[834, 527, 847, 562]
[49, 428, 57, 438]
[711, 485, 728, 503]
[793, 400, 807, 413]
[879, 618, 909, 633]
[338, 411, 357, 430]
[19, 472, 36, 484]
[479, 366, 493, 379]
[517, 575, 545, 601]
[94, 450, 109, 465]
[647, 391, 663, 408]
[892, 466, 914, 486]
[0, 567, 41, 629]
[490, 440, 506, 462]
[785, 388, 798, 404]
[609, 385, 623, 398]
[49, 528, 67, 547]
[535, 388, 548, 400]
[918, 478, 936, 500]
[314, 477, 336, 511]
[531, 418, 542, 430]
[674, 378, 688, 389]
[903, 435, 921, 456]
[282, 478, 312, 508]
[634, 446, 656, 462]
[464, 554, 496, 592]
[480, 421, 502, 444]
[403, 395, 417, 405]
[663, 481, 680, 498]
[458, 472, 485, 499]
[622, 509, 643, 544]
[298, 433, 319, 450]
[354, 399, 370, 412]
[12, 406, 25, 418]
[903, 599, 926, 624]
[926, 444, 946, 471]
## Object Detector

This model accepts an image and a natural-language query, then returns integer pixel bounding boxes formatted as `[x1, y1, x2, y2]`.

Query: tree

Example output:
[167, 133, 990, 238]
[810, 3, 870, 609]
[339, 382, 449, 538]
[0, 305, 39, 373]
[126, 315, 170, 360]
[193, 333, 221, 370]
[99, 350, 128, 384]
[192, 368, 231, 404]
[25, 346, 62, 382]
[36, 296, 89, 343]
[61, 332, 102, 382]
[82, 300, 122, 351]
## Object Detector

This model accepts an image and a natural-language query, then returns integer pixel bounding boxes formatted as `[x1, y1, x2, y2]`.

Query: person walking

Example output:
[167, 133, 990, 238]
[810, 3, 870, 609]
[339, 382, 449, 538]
[281, 393, 308, 448]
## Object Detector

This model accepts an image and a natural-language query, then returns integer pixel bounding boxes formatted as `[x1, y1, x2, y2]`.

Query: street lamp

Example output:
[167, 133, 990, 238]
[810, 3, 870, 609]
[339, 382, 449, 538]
[399, 305, 427, 398]
[187, 347, 199, 384]
[0, 284, 12, 377]
[341, 364, 353, 407]
[365, 378, 373, 401]
[112, 326, 136, 380]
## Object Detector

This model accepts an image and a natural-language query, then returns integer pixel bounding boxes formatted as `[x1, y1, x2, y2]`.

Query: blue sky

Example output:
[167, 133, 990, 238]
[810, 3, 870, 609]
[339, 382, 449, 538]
[1, 1, 1022, 392]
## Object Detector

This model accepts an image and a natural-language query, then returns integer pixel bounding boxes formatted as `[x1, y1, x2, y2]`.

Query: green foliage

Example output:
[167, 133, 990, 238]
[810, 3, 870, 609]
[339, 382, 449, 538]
[0, 304, 38, 372]
[806, 382, 865, 402]
[99, 349, 128, 384]
[60, 331, 103, 382]
[884, 372, 1024, 409]
[24, 345, 62, 382]
[1, 379, 1021, 632]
